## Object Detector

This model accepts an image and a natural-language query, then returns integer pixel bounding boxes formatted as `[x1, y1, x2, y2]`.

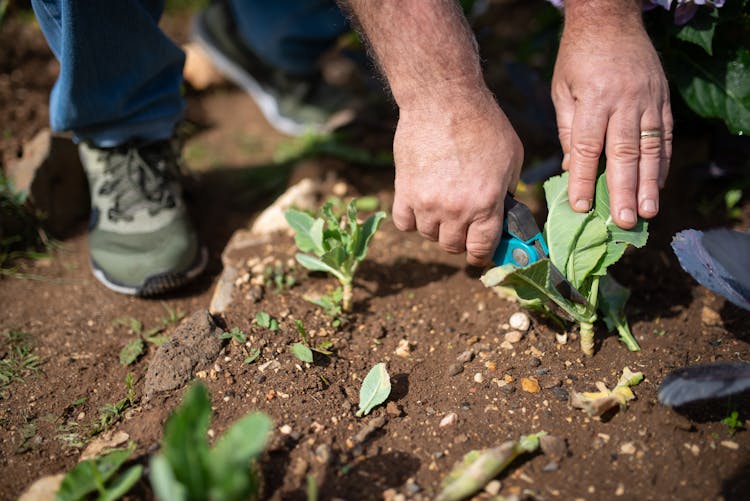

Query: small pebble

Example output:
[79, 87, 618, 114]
[425, 407, 436, 416]
[280, 425, 292, 435]
[620, 442, 636, 455]
[535, 368, 550, 376]
[474, 342, 492, 352]
[555, 332, 568, 344]
[439, 412, 458, 428]
[501, 384, 516, 395]
[386, 402, 403, 417]
[485, 480, 502, 496]
[701, 306, 722, 326]
[721, 440, 739, 450]
[551, 387, 569, 401]
[530, 357, 542, 367]
[521, 377, 540, 393]
[543, 461, 560, 472]
[315, 443, 332, 464]
[500, 341, 514, 350]
[509, 312, 531, 331]
[447, 363, 464, 376]
[505, 330, 523, 343]
[456, 350, 474, 363]
[473, 372, 484, 383]
[406, 481, 421, 495]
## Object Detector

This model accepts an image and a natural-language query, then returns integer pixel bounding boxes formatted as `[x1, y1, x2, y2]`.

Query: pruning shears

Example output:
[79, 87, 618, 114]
[493, 193, 588, 305]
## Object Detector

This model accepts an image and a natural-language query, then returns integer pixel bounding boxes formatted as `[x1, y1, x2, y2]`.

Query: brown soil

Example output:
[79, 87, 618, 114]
[2, 5, 750, 501]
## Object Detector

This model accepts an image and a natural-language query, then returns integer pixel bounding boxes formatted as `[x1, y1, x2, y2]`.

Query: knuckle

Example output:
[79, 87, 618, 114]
[572, 140, 604, 161]
[610, 142, 640, 162]
[639, 139, 661, 158]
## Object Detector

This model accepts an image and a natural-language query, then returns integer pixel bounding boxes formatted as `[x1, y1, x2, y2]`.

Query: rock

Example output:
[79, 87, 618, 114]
[456, 350, 474, 363]
[529, 357, 542, 368]
[290, 457, 309, 477]
[521, 377, 540, 393]
[182, 42, 225, 90]
[144, 310, 224, 399]
[246, 285, 264, 303]
[5, 129, 89, 236]
[280, 424, 293, 435]
[540, 435, 568, 461]
[386, 402, 403, 417]
[504, 330, 523, 344]
[395, 338, 411, 358]
[439, 412, 458, 428]
[509, 312, 530, 332]
[500, 340, 514, 350]
[405, 480, 421, 494]
[352, 416, 386, 445]
[209, 265, 238, 315]
[447, 363, 464, 376]
[484, 480, 502, 496]
[701, 306, 722, 326]
[543, 461, 560, 472]
[473, 372, 484, 383]
[551, 387, 569, 402]
[619, 442, 636, 455]
[555, 332, 568, 345]
[249, 178, 320, 237]
[314, 443, 332, 464]
[18, 474, 65, 501]
[80, 430, 129, 461]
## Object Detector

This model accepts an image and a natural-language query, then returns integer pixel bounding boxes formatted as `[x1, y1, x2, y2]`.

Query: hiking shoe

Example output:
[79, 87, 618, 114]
[79, 140, 207, 296]
[191, 2, 357, 136]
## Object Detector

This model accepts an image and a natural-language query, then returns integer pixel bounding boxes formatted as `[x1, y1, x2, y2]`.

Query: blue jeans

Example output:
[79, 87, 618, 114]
[31, 0, 347, 147]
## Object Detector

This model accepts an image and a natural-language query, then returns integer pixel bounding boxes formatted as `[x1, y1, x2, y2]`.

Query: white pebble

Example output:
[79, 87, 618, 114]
[509, 312, 530, 332]
[473, 372, 484, 383]
[555, 332, 568, 344]
[485, 480, 502, 496]
[439, 412, 458, 428]
[504, 330, 523, 344]
[280, 424, 293, 435]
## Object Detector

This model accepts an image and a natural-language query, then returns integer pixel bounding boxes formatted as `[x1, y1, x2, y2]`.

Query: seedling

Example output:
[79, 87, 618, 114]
[91, 373, 136, 436]
[264, 263, 296, 293]
[482, 173, 648, 355]
[285, 198, 386, 311]
[290, 320, 333, 364]
[114, 314, 174, 365]
[56, 442, 142, 501]
[255, 311, 279, 331]
[722, 409, 744, 436]
[149, 382, 272, 501]
[160, 301, 186, 326]
[221, 327, 263, 364]
[356, 363, 391, 417]
[0, 329, 41, 398]
[305, 287, 344, 328]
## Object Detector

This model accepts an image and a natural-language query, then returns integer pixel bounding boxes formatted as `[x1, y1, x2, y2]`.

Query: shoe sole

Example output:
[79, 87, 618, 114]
[191, 13, 314, 137]
[90, 246, 208, 297]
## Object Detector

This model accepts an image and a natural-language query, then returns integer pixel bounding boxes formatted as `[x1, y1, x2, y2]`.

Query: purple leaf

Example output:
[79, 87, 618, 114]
[659, 362, 750, 406]
[671, 229, 750, 311]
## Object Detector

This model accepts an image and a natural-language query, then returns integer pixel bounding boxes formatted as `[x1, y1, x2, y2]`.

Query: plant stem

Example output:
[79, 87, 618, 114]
[342, 282, 353, 312]
[580, 321, 595, 357]
[616, 323, 641, 352]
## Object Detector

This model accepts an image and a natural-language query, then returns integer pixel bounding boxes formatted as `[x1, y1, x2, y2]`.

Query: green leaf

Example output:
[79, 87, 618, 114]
[565, 215, 608, 288]
[295, 253, 347, 283]
[149, 455, 188, 501]
[285, 209, 325, 255]
[208, 412, 271, 501]
[356, 363, 391, 417]
[56, 445, 136, 501]
[676, 8, 718, 55]
[244, 348, 261, 364]
[119, 339, 144, 366]
[353, 211, 386, 262]
[161, 383, 212, 499]
[99, 464, 143, 501]
[480, 261, 592, 324]
[256, 312, 271, 328]
[291, 342, 314, 363]
[674, 47, 750, 135]
[542, 174, 590, 272]
[598, 274, 640, 351]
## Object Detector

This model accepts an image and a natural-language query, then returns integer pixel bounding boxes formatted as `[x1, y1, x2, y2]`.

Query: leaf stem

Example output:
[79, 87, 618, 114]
[580, 321, 595, 357]
[616, 322, 641, 352]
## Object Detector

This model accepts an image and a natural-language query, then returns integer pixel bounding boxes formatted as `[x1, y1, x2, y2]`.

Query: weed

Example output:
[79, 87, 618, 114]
[221, 327, 248, 344]
[16, 419, 38, 454]
[0, 329, 41, 398]
[255, 311, 279, 331]
[722, 409, 744, 436]
[91, 373, 136, 436]
[290, 320, 333, 364]
[264, 263, 296, 293]
[160, 301, 185, 326]
[113, 315, 171, 365]
[305, 287, 344, 328]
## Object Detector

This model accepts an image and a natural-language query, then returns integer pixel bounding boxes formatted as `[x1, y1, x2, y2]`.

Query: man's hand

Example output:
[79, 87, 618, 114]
[552, 0, 672, 228]
[342, 0, 522, 265]
[393, 90, 523, 266]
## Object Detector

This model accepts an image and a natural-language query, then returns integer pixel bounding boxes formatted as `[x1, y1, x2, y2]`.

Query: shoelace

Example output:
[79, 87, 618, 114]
[97, 145, 177, 222]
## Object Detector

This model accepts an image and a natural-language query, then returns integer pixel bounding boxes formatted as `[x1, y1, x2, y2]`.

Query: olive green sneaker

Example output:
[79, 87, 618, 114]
[79, 140, 207, 296]
[191, 2, 357, 136]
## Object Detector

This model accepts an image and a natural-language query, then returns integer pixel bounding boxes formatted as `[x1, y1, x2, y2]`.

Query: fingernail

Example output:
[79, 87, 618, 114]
[619, 208, 636, 225]
[641, 199, 657, 214]
[574, 198, 591, 211]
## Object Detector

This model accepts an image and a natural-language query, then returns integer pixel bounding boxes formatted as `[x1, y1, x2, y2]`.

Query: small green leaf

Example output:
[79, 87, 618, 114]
[675, 7, 718, 56]
[149, 455, 188, 501]
[291, 343, 314, 363]
[285, 209, 326, 255]
[353, 211, 386, 262]
[313, 340, 333, 356]
[598, 274, 640, 351]
[356, 363, 391, 417]
[99, 464, 143, 501]
[119, 339, 144, 366]
[244, 348, 261, 364]
[295, 253, 347, 283]
[56, 444, 137, 501]
[256, 312, 271, 328]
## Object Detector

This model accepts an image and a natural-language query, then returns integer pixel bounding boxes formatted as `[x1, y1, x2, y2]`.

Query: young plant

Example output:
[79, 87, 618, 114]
[221, 327, 263, 364]
[481, 172, 648, 356]
[114, 316, 170, 366]
[91, 373, 136, 436]
[255, 311, 279, 331]
[290, 320, 333, 364]
[149, 382, 272, 501]
[305, 287, 344, 328]
[56, 442, 142, 501]
[722, 409, 744, 437]
[285, 198, 386, 312]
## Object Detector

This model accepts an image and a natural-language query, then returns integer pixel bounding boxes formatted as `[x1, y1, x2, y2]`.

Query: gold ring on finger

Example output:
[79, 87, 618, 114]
[640, 130, 662, 139]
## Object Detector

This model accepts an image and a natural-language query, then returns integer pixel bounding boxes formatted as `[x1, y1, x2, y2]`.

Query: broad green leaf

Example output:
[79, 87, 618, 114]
[598, 274, 640, 351]
[285, 210, 325, 255]
[256, 312, 271, 328]
[161, 383, 212, 499]
[674, 47, 750, 135]
[480, 261, 591, 324]
[543, 174, 589, 272]
[56, 445, 136, 501]
[99, 464, 143, 501]
[149, 455, 188, 501]
[676, 8, 718, 55]
[208, 412, 271, 501]
[353, 211, 386, 262]
[356, 363, 391, 417]
[291, 342, 313, 363]
[295, 253, 347, 283]
[565, 215, 608, 288]
[119, 339, 144, 366]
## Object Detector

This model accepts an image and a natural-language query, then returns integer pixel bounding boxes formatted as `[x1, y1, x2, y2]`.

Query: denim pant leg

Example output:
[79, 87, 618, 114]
[227, 0, 349, 76]
[31, 0, 185, 147]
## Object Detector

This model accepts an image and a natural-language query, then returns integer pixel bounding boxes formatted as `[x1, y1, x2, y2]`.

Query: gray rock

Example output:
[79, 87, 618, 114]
[456, 350, 474, 364]
[209, 265, 238, 315]
[551, 387, 569, 402]
[144, 310, 224, 399]
[447, 363, 464, 376]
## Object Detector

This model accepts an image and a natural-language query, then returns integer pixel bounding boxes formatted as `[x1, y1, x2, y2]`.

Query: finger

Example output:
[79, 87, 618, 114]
[554, 92, 575, 172]
[567, 104, 608, 212]
[605, 108, 640, 228]
[437, 221, 468, 254]
[392, 196, 416, 232]
[637, 110, 662, 219]
[465, 215, 503, 267]
[660, 101, 673, 189]
[415, 215, 439, 242]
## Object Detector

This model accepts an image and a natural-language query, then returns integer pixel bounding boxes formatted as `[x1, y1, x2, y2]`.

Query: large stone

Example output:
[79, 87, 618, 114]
[248, 177, 319, 238]
[5, 129, 89, 237]
[144, 310, 224, 399]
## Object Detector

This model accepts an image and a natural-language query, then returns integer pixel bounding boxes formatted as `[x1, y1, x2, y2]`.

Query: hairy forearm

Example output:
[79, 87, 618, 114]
[563, 0, 643, 33]
[341, 0, 487, 109]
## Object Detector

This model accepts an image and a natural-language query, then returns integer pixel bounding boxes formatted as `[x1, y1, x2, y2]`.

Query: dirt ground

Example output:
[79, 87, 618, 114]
[2, 4, 749, 501]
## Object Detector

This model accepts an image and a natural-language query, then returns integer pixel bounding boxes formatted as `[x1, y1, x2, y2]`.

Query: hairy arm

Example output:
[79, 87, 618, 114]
[553, 0, 672, 227]
[342, 0, 523, 266]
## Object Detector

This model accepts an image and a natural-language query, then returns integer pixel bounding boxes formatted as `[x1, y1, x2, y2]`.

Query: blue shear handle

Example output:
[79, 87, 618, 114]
[492, 221, 549, 267]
